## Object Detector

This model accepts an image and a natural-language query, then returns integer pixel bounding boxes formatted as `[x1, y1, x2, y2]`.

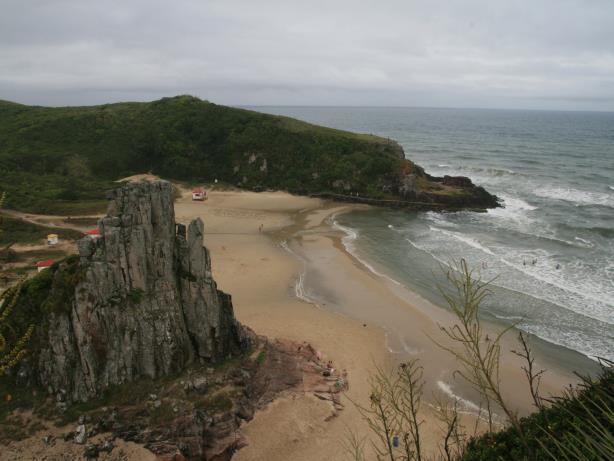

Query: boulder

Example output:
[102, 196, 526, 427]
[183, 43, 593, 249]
[74, 424, 87, 444]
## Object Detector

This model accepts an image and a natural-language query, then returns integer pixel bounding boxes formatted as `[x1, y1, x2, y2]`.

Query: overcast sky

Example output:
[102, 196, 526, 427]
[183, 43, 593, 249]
[1, 0, 614, 110]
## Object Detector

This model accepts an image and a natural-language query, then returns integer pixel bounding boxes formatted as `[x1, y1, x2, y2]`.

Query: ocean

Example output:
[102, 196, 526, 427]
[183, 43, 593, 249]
[254, 106, 614, 363]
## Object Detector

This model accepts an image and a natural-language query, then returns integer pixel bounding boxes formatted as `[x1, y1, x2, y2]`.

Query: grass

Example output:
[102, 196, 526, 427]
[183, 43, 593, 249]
[276, 112, 387, 143]
[62, 217, 100, 227]
[195, 391, 234, 414]
[0, 216, 83, 245]
[127, 288, 144, 304]
[256, 350, 266, 366]
[3, 248, 69, 263]
[58, 377, 160, 424]
[149, 400, 177, 425]
[0, 413, 45, 443]
[39, 200, 108, 216]
[0, 95, 499, 212]
[0, 357, 245, 443]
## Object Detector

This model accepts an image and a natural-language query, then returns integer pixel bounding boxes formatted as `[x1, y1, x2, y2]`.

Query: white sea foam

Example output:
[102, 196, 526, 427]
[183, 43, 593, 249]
[488, 194, 537, 219]
[384, 332, 404, 355]
[332, 217, 403, 287]
[497, 256, 614, 326]
[406, 221, 614, 360]
[424, 221, 613, 328]
[574, 236, 594, 248]
[436, 381, 490, 419]
[279, 240, 319, 305]
[484, 167, 516, 176]
[535, 233, 587, 248]
[534, 186, 614, 208]
[429, 226, 495, 256]
[425, 211, 459, 228]
[492, 314, 525, 322]
[514, 322, 606, 363]
[418, 224, 614, 326]
[405, 237, 452, 269]
[384, 331, 421, 355]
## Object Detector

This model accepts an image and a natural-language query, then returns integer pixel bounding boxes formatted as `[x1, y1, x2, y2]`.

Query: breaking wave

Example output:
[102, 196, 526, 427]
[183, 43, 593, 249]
[534, 186, 614, 208]
[331, 217, 403, 287]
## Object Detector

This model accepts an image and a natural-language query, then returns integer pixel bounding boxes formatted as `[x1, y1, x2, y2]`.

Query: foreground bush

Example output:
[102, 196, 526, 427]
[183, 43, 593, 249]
[462, 364, 613, 461]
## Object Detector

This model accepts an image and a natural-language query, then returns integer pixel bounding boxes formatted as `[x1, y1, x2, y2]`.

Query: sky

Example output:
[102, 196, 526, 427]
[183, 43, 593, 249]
[1, 0, 614, 110]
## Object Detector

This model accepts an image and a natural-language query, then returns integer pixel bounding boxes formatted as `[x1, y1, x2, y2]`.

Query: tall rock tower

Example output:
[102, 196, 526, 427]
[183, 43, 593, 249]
[36, 181, 247, 402]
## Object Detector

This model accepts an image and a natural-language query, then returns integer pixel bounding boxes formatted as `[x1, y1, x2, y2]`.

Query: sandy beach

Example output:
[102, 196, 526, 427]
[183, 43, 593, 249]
[174, 190, 389, 460]
[171, 186, 583, 460]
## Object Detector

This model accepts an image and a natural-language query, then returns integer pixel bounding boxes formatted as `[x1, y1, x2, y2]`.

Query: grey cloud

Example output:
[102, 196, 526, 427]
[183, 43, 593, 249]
[0, 0, 613, 110]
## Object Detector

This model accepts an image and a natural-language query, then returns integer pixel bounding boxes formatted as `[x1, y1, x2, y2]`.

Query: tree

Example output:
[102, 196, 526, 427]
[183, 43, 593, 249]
[433, 259, 521, 437]
[0, 283, 33, 376]
[348, 360, 425, 461]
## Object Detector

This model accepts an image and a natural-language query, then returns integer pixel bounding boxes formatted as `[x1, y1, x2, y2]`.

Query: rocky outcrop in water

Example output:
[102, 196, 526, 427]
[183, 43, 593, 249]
[35, 180, 248, 403]
[380, 159, 500, 209]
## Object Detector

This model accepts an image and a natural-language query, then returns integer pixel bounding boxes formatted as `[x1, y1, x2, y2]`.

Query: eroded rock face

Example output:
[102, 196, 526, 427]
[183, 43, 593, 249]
[37, 181, 248, 402]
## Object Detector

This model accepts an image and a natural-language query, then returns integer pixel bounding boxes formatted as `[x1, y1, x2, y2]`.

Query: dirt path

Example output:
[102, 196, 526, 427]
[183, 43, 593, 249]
[0, 209, 102, 232]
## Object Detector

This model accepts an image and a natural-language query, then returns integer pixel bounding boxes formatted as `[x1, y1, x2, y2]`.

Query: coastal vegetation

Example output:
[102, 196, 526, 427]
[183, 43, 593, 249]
[0, 194, 34, 377]
[349, 260, 613, 461]
[0, 216, 82, 246]
[0, 96, 497, 214]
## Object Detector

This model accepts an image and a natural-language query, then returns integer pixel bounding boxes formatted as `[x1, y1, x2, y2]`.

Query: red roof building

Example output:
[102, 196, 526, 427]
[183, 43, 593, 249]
[192, 187, 206, 201]
[86, 228, 101, 238]
[36, 259, 55, 272]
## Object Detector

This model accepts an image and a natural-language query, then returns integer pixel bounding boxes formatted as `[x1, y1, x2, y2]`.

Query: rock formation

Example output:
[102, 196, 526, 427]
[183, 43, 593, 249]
[35, 180, 248, 402]
[3, 180, 352, 460]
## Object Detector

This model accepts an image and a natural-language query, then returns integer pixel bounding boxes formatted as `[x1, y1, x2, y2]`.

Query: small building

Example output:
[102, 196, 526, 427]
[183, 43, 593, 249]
[192, 188, 207, 201]
[86, 228, 101, 239]
[47, 234, 59, 246]
[36, 259, 54, 272]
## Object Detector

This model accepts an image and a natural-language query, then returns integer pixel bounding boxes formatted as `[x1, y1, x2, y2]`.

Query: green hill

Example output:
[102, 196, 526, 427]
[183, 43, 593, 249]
[0, 95, 498, 214]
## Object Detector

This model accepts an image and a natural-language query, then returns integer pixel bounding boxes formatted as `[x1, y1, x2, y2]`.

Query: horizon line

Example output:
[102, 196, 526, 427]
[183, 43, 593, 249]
[239, 104, 614, 114]
[2, 96, 613, 114]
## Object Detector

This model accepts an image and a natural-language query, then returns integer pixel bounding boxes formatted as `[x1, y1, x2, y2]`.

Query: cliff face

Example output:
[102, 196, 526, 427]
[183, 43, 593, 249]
[36, 181, 247, 402]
